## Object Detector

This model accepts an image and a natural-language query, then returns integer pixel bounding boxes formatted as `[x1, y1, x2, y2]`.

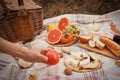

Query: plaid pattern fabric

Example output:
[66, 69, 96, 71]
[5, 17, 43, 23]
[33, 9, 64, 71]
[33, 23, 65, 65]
[0, 9, 120, 80]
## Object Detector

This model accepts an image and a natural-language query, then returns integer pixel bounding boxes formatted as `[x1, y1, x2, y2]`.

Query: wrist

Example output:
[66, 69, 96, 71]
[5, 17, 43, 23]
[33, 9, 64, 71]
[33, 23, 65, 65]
[14, 47, 28, 59]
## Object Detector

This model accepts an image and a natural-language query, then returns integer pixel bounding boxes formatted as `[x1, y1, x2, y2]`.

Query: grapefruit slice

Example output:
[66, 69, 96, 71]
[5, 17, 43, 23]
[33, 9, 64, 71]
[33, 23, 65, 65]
[47, 29, 62, 44]
[58, 17, 69, 31]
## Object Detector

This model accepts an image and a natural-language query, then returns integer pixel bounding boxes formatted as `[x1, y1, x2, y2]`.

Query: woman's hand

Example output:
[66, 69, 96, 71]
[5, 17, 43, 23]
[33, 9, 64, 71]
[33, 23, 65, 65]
[21, 47, 50, 63]
[0, 37, 50, 63]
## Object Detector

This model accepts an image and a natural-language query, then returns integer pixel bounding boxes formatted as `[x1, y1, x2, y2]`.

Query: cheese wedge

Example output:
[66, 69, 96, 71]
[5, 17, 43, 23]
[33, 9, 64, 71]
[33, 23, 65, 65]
[70, 52, 91, 66]
[82, 60, 100, 69]
[65, 56, 79, 68]
[87, 52, 102, 60]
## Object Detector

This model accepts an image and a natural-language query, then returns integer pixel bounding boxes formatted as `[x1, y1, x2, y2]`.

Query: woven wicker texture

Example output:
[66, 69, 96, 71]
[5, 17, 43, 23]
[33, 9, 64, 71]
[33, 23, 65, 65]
[0, 0, 43, 42]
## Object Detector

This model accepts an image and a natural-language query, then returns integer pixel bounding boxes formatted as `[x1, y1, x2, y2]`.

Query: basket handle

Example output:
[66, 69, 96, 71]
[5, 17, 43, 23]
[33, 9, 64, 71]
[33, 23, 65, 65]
[17, 0, 28, 16]
[18, 0, 24, 6]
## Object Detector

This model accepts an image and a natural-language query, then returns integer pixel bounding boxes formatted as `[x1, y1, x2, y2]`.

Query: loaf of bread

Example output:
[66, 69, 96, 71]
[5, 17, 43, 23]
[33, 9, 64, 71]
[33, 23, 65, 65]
[100, 36, 120, 57]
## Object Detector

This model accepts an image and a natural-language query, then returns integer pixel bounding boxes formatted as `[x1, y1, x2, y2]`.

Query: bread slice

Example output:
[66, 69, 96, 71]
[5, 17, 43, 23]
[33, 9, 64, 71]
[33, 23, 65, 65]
[18, 58, 33, 69]
[79, 36, 92, 43]
[88, 39, 95, 48]
[93, 36, 105, 49]
[100, 36, 120, 57]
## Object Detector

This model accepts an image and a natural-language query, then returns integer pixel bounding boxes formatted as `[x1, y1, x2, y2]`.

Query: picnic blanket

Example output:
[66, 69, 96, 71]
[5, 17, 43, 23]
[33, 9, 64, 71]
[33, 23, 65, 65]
[0, 9, 120, 80]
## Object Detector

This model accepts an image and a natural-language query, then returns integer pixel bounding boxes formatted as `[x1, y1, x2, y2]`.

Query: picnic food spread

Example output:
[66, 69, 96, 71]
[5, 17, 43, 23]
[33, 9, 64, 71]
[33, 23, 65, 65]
[78, 33, 120, 60]
[64, 51, 102, 73]
[0, 0, 120, 80]
[46, 17, 80, 46]
[17, 17, 119, 78]
[45, 17, 120, 74]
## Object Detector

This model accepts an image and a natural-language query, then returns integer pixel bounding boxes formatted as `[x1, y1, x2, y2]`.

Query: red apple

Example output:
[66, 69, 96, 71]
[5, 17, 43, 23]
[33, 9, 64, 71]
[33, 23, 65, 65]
[45, 50, 60, 65]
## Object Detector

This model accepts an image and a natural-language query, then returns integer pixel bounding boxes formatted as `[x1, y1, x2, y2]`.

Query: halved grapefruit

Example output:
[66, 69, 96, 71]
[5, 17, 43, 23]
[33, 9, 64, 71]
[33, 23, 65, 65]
[58, 17, 69, 31]
[47, 29, 62, 44]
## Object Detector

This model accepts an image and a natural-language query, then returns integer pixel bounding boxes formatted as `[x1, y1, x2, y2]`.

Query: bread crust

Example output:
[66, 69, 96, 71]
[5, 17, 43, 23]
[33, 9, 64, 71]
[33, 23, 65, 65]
[79, 36, 92, 43]
[100, 36, 120, 57]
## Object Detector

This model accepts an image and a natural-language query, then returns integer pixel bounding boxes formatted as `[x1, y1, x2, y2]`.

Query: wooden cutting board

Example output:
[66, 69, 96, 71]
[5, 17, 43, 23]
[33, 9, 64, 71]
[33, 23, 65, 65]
[78, 33, 120, 60]
[50, 39, 78, 47]
[64, 55, 102, 73]
[78, 42, 120, 60]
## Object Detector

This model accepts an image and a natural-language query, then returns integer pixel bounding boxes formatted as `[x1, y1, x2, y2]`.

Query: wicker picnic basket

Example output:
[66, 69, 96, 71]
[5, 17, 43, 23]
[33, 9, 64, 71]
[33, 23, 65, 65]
[0, 0, 43, 43]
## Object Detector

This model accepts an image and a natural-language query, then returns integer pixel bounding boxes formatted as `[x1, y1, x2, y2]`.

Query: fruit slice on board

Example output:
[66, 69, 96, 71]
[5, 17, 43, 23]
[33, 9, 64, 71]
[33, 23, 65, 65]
[47, 29, 62, 44]
[58, 17, 69, 31]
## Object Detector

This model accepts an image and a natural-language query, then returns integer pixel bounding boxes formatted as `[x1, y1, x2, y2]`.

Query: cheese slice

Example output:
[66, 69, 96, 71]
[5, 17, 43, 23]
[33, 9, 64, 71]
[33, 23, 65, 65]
[71, 52, 90, 66]
[87, 52, 102, 60]
[65, 51, 91, 68]
[82, 60, 100, 69]
[65, 56, 79, 68]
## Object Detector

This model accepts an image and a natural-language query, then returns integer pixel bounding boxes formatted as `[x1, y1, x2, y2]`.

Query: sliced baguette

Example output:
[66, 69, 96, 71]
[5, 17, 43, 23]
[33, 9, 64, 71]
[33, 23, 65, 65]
[100, 36, 120, 57]
[93, 36, 105, 49]
[79, 36, 92, 43]
[88, 39, 95, 48]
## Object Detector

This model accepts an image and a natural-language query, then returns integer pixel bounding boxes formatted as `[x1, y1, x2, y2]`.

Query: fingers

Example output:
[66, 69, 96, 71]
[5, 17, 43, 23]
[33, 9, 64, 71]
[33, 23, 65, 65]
[36, 48, 52, 63]
[40, 48, 52, 55]
[37, 54, 48, 63]
[21, 48, 50, 63]
[23, 53, 48, 63]
[32, 48, 49, 63]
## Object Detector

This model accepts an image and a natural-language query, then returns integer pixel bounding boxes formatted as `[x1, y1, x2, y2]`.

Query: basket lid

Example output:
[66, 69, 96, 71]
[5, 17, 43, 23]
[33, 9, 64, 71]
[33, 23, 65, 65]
[5, 0, 42, 10]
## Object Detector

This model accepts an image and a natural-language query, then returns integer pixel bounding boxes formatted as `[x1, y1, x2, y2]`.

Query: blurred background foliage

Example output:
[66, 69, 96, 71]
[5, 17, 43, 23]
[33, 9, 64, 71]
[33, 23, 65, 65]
[34, 0, 120, 19]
